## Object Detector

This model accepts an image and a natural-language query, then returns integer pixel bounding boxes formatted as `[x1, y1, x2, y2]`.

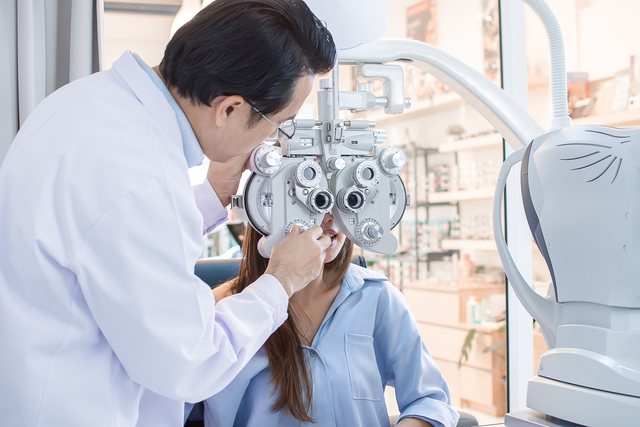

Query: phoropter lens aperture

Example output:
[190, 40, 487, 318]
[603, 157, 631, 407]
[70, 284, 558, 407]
[347, 192, 364, 210]
[337, 186, 367, 214]
[315, 192, 331, 210]
[308, 188, 335, 214]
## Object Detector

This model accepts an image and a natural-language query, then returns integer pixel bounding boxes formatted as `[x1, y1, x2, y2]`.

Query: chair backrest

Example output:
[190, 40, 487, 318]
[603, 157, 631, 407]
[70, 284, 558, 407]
[194, 258, 242, 289]
[194, 255, 368, 289]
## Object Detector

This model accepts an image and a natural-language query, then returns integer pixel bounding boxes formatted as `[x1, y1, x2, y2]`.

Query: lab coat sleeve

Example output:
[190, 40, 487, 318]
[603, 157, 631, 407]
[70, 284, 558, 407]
[373, 284, 460, 427]
[70, 181, 288, 402]
[193, 179, 229, 234]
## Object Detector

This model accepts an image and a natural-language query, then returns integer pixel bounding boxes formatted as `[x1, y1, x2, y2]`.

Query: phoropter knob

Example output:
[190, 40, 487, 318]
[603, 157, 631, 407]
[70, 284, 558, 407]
[284, 220, 310, 236]
[356, 219, 384, 245]
[378, 147, 407, 175]
[251, 145, 283, 175]
[373, 129, 387, 145]
[327, 157, 346, 172]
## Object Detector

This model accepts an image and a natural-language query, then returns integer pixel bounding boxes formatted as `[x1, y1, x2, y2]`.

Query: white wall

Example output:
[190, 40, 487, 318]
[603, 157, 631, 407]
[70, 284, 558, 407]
[384, 0, 485, 73]
[103, 12, 174, 69]
[524, 0, 579, 76]
[525, 0, 640, 81]
[577, 0, 640, 80]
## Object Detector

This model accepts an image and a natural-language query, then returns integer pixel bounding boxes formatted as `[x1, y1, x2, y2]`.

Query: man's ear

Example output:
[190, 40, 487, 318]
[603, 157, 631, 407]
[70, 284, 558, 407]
[214, 95, 246, 127]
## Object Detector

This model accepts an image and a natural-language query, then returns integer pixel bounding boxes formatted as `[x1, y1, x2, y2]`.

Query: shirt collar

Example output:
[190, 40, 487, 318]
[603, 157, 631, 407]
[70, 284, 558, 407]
[329, 264, 387, 313]
[308, 264, 388, 348]
[131, 52, 204, 168]
[343, 263, 388, 293]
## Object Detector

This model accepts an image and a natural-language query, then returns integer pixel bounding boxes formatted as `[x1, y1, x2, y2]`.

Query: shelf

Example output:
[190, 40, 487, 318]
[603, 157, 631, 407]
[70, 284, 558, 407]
[427, 188, 494, 203]
[404, 147, 439, 156]
[365, 251, 456, 263]
[441, 239, 497, 251]
[438, 133, 503, 153]
[364, 255, 413, 263]
[356, 92, 464, 126]
[405, 201, 430, 209]
[527, 74, 550, 90]
[572, 109, 640, 127]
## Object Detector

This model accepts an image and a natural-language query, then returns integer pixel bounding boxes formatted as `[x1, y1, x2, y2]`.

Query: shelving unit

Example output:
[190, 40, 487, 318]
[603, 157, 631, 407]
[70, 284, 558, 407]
[438, 132, 503, 153]
[357, 98, 505, 286]
[404, 281, 507, 416]
[441, 239, 497, 251]
[427, 188, 494, 204]
[573, 109, 640, 127]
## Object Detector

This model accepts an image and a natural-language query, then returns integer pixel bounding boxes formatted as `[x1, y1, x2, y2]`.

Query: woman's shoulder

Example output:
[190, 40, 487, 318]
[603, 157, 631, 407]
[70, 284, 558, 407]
[344, 265, 418, 336]
[347, 263, 388, 281]
[345, 264, 405, 301]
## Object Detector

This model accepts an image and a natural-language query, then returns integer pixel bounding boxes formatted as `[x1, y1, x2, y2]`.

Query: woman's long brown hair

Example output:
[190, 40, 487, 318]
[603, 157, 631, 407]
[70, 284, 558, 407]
[231, 223, 353, 422]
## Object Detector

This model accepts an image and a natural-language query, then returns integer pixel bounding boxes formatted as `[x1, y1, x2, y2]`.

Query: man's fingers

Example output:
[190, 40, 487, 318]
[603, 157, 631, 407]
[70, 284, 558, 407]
[306, 225, 324, 239]
[302, 226, 330, 250]
[318, 234, 332, 250]
[287, 225, 300, 236]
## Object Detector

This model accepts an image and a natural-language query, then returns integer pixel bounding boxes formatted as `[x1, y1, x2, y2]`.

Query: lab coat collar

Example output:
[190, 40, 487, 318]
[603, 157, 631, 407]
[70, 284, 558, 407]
[112, 51, 204, 168]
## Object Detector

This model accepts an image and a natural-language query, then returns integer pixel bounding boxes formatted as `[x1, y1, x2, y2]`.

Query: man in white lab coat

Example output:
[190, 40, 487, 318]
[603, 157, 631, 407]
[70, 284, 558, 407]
[0, 0, 336, 425]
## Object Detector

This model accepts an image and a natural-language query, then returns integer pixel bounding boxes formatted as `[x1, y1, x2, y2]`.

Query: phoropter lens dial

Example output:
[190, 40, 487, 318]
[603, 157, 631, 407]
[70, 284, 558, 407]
[295, 160, 323, 188]
[354, 160, 380, 188]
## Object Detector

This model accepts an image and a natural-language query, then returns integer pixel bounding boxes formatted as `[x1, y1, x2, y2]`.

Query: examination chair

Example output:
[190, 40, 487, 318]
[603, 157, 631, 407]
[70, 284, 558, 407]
[187, 256, 479, 427]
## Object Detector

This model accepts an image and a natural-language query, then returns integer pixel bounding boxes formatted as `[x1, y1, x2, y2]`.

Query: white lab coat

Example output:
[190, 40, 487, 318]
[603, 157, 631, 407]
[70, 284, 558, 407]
[0, 52, 289, 426]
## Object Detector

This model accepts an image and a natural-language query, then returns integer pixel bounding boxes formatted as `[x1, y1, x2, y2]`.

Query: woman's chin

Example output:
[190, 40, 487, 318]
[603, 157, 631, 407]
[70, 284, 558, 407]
[324, 239, 346, 264]
[324, 251, 339, 264]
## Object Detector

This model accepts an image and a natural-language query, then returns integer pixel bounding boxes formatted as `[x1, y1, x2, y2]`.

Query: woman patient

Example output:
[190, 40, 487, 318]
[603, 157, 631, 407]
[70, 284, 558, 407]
[202, 213, 459, 427]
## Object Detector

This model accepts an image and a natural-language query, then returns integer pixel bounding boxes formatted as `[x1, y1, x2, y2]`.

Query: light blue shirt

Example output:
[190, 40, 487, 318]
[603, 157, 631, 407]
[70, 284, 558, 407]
[198, 265, 460, 427]
[131, 52, 204, 168]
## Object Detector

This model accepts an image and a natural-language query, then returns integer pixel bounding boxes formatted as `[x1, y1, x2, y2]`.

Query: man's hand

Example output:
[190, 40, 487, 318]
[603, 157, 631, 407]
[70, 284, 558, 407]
[212, 280, 235, 302]
[207, 151, 252, 207]
[264, 226, 332, 296]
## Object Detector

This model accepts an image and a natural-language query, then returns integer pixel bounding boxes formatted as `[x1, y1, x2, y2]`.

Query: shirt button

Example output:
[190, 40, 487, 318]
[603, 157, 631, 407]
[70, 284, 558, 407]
[309, 349, 318, 357]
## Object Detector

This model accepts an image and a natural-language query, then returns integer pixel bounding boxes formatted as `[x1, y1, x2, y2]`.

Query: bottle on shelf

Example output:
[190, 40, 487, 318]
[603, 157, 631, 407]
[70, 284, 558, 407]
[466, 294, 482, 324]
[451, 252, 459, 283]
[458, 253, 476, 283]
[450, 215, 461, 239]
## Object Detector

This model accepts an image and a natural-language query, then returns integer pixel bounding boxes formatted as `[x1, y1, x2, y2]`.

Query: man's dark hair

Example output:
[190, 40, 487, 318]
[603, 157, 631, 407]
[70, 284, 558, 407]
[160, 0, 336, 125]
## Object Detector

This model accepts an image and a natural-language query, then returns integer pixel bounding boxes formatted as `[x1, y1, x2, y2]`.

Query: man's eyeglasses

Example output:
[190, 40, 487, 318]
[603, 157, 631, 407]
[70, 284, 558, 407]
[246, 100, 296, 142]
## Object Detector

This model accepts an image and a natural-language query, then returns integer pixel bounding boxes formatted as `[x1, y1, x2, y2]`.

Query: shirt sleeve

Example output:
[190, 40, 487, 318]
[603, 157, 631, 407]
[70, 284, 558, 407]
[193, 179, 229, 234]
[373, 284, 460, 427]
[70, 181, 288, 402]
